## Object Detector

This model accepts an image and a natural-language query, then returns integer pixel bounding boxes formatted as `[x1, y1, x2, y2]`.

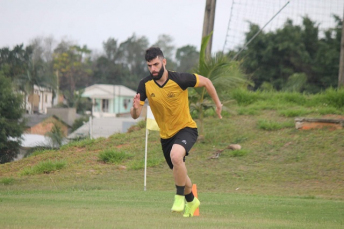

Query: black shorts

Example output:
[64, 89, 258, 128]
[160, 127, 198, 169]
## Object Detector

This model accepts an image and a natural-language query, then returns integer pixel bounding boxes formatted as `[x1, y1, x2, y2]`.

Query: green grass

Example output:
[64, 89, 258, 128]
[257, 119, 295, 130]
[0, 90, 343, 228]
[98, 149, 133, 164]
[0, 177, 15, 185]
[20, 160, 67, 175]
[229, 149, 249, 157]
[0, 190, 342, 229]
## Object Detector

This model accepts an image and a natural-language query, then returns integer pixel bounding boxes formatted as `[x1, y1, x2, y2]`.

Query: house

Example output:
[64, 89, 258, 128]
[24, 85, 54, 114]
[24, 114, 70, 136]
[14, 134, 53, 161]
[12, 114, 70, 161]
[82, 84, 136, 117]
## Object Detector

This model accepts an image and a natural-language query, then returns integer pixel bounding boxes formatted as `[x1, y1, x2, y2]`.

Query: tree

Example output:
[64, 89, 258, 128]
[175, 45, 199, 73]
[0, 72, 26, 163]
[92, 38, 131, 86]
[313, 15, 342, 91]
[152, 34, 177, 69]
[191, 33, 247, 137]
[239, 16, 341, 93]
[103, 38, 121, 61]
[45, 123, 66, 148]
[28, 36, 57, 94]
[117, 34, 149, 84]
[61, 89, 92, 114]
[53, 43, 93, 107]
[0, 44, 41, 113]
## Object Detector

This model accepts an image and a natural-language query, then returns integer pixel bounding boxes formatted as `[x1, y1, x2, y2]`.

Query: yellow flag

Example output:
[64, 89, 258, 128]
[146, 106, 160, 131]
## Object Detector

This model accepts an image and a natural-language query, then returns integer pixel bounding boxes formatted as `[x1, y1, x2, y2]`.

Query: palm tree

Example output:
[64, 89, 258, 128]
[190, 32, 248, 137]
[45, 123, 66, 148]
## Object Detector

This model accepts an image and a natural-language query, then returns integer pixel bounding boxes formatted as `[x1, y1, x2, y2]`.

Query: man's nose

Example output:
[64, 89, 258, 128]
[151, 66, 158, 72]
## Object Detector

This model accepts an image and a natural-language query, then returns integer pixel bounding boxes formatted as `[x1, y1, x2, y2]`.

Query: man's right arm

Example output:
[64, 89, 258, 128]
[130, 93, 143, 119]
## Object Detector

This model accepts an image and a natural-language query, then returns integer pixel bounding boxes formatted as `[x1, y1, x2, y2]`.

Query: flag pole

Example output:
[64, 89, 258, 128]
[144, 128, 149, 191]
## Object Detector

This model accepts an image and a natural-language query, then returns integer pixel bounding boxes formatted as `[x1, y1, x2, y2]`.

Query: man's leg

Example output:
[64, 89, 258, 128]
[170, 144, 187, 212]
[170, 144, 187, 186]
[185, 175, 192, 195]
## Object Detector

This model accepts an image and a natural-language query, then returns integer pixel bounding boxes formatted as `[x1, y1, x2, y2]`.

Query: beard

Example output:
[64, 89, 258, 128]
[150, 65, 165, 80]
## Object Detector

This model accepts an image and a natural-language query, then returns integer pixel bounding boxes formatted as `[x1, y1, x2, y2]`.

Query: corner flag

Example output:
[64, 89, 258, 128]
[144, 106, 159, 191]
[146, 106, 160, 131]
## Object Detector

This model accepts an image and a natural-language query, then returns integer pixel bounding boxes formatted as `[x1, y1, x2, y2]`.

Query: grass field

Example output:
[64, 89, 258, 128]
[0, 90, 343, 228]
[0, 190, 343, 229]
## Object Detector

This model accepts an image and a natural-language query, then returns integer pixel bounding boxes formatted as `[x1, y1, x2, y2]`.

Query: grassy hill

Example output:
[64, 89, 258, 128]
[1, 90, 343, 200]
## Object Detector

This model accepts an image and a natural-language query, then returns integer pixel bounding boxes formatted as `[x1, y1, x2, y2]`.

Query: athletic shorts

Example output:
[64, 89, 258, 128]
[160, 127, 198, 169]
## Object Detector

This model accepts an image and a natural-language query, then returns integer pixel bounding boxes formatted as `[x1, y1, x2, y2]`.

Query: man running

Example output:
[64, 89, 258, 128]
[131, 47, 222, 217]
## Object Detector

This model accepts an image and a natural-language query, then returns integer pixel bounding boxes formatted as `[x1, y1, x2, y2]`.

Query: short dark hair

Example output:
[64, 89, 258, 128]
[145, 47, 164, 61]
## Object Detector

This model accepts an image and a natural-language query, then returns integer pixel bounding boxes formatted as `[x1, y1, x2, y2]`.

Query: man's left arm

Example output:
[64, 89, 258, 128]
[195, 75, 222, 119]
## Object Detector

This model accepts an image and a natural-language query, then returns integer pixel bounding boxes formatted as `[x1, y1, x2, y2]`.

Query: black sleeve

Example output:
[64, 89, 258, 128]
[137, 79, 147, 102]
[174, 72, 197, 90]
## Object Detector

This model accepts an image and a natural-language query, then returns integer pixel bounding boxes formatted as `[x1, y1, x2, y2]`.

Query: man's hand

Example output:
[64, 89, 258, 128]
[216, 104, 223, 119]
[196, 75, 223, 119]
[133, 93, 141, 109]
[131, 93, 142, 119]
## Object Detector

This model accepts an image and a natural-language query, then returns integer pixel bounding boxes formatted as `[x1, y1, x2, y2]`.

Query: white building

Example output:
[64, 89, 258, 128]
[24, 85, 54, 114]
[82, 84, 136, 118]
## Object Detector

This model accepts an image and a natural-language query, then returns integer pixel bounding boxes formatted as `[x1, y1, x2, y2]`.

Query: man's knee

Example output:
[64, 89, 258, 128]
[170, 145, 185, 166]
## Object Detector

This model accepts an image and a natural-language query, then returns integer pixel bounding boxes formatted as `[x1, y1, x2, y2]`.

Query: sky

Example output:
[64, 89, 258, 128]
[0, 0, 343, 54]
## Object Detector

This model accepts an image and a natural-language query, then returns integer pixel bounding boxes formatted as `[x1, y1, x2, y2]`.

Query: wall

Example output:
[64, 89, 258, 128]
[47, 107, 76, 126]
[26, 117, 69, 136]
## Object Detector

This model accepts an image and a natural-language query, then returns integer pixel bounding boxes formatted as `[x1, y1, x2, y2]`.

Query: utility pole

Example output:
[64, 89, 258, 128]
[338, 6, 344, 88]
[202, 0, 216, 58]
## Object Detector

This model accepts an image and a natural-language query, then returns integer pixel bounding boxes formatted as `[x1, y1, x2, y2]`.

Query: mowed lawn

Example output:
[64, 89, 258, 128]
[1, 91, 344, 228]
[0, 189, 343, 229]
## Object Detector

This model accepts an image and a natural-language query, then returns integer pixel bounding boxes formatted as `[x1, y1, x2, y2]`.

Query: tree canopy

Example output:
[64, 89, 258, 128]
[238, 15, 342, 93]
[0, 72, 26, 163]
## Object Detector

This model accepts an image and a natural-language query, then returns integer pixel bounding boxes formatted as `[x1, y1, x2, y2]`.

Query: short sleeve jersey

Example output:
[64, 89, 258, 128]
[137, 71, 200, 139]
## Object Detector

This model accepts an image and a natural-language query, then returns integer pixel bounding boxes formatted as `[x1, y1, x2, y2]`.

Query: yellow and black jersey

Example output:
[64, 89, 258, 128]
[137, 71, 200, 139]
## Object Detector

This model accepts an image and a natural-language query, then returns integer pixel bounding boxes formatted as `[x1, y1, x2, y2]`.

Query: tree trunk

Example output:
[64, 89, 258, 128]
[202, 0, 216, 58]
[338, 6, 344, 88]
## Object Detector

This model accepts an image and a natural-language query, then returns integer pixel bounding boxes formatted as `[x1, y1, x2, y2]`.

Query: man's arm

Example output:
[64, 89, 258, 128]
[196, 75, 222, 119]
[130, 93, 143, 119]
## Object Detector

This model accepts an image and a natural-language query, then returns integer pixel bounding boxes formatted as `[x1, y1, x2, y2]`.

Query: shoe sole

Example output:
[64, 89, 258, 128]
[183, 201, 200, 217]
[171, 208, 184, 213]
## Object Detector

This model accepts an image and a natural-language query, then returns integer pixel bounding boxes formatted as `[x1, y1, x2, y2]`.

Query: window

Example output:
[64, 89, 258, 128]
[102, 99, 109, 112]
[123, 98, 131, 109]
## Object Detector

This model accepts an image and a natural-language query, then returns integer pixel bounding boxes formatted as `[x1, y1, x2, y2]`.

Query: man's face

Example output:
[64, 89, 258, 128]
[147, 56, 165, 80]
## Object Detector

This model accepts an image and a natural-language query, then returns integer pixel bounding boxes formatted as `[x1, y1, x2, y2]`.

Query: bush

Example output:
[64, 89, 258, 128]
[98, 149, 132, 164]
[20, 160, 67, 175]
[275, 91, 307, 105]
[72, 116, 89, 132]
[257, 119, 294, 131]
[25, 146, 53, 158]
[320, 88, 344, 108]
[229, 149, 249, 157]
[0, 177, 15, 185]
[278, 108, 311, 117]
[231, 88, 260, 106]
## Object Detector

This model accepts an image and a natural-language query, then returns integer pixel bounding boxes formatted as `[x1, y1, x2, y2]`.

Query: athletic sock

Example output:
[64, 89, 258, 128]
[175, 185, 185, 196]
[185, 191, 194, 202]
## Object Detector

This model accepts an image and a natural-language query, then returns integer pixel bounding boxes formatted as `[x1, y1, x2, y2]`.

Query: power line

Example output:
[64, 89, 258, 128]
[232, 1, 290, 60]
